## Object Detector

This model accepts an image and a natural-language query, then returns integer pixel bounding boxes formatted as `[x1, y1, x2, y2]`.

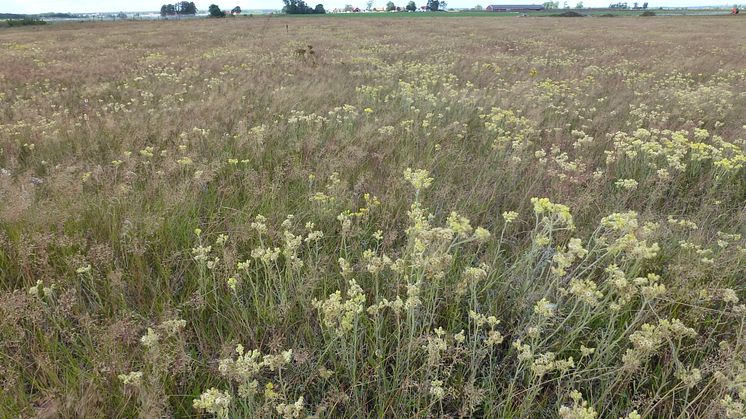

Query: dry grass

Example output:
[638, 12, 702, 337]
[1, 16, 745, 418]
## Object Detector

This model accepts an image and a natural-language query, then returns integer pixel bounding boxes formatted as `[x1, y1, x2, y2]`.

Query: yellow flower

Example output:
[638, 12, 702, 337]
[193, 388, 232, 418]
[227, 277, 238, 291]
[118, 371, 143, 386]
[403, 168, 433, 192]
[502, 211, 519, 223]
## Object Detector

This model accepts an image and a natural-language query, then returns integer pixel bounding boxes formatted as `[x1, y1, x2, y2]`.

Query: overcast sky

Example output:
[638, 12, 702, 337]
[1, 0, 732, 14]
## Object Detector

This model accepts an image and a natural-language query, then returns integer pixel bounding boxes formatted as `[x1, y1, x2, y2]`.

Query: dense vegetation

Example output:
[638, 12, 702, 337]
[3, 18, 47, 27]
[283, 0, 327, 14]
[160, 2, 198, 16]
[0, 16, 745, 418]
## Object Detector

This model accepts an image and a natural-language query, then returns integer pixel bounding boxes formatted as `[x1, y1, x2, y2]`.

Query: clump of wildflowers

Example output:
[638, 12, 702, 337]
[118, 371, 143, 387]
[403, 168, 433, 196]
[28, 280, 55, 298]
[531, 197, 574, 229]
[312, 278, 366, 337]
[559, 390, 597, 419]
[275, 396, 305, 418]
[218, 344, 293, 399]
[193, 388, 232, 418]
[622, 318, 697, 371]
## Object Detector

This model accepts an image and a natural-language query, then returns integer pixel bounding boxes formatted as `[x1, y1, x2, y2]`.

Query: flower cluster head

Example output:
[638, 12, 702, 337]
[530, 352, 575, 378]
[118, 371, 143, 387]
[218, 345, 293, 399]
[312, 278, 366, 337]
[430, 379, 446, 400]
[675, 367, 702, 389]
[304, 221, 324, 243]
[275, 396, 305, 418]
[636, 273, 666, 300]
[469, 310, 504, 346]
[559, 390, 597, 419]
[721, 288, 739, 304]
[456, 265, 489, 296]
[502, 211, 519, 223]
[405, 280, 422, 310]
[227, 277, 238, 291]
[720, 395, 745, 419]
[615, 178, 639, 191]
[600, 212, 660, 259]
[193, 388, 232, 418]
[76, 264, 92, 274]
[513, 339, 533, 363]
[250, 214, 268, 235]
[447, 211, 473, 238]
[667, 215, 698, 230]
[251, 246, 281, 264]
[139, 318, 186, 351]
[28, 280, 55, 298]
[403, 168, 433, 192]
[551, 238, 588, 277]
[531, 197, 574, 229]
[362, 249, 392, 275]
[192, 244, 212, 263]
[533, 298, 556, 318]
[140, 328, 159, 348]
[424, 327, 448, 365]
[473, 226, 491, 242]
[282, 227, 304, 270]
[567, 278, 603, 306]
[139, 146, 155, 158]
[623, 318, 697, 371]
[601, 211, 639, 232]
[367, 296, 404, 316]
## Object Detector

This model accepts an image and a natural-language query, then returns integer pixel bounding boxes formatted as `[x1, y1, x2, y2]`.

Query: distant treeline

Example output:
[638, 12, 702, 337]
[283, 0, 326, 14]
[0, 13, 27, 19]
[1, 12, 86, 19]
[39, 12, 88, 18]
[2, 18, 48, 27]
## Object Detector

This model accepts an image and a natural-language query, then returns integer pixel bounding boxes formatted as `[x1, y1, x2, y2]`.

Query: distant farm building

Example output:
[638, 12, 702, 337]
[485, 4, 545, 11]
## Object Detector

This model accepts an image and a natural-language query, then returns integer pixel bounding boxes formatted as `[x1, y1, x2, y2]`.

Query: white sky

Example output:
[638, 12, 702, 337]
[0, 0, 734, 14]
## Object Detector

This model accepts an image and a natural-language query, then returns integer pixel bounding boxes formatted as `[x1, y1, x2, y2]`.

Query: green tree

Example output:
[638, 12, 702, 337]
[314, 3, 326, 12]
[183, 2, 197, 13]
[406, 0, 416, 10]
[283, 0, 317, 14]
[208, 4, 226, 16]
[386, 1, 396, 10]
[542, 1, 559, 8]
[427, 0, 439, 10]
[473, 4, 483, 10]
[231, 5, 242, 13]
[575, 1, 583, 7]
[163, 2, 196, 15]
[161, 4, 176, 15]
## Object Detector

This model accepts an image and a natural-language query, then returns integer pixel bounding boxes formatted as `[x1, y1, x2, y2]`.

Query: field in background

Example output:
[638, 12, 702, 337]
[1, 7, 739, 25]
[314, 8, 739, 16]
[1, 16, 745, 418]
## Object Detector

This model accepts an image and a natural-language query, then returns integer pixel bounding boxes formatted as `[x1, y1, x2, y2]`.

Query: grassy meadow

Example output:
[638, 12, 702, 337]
[1, 15, 745, 418]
